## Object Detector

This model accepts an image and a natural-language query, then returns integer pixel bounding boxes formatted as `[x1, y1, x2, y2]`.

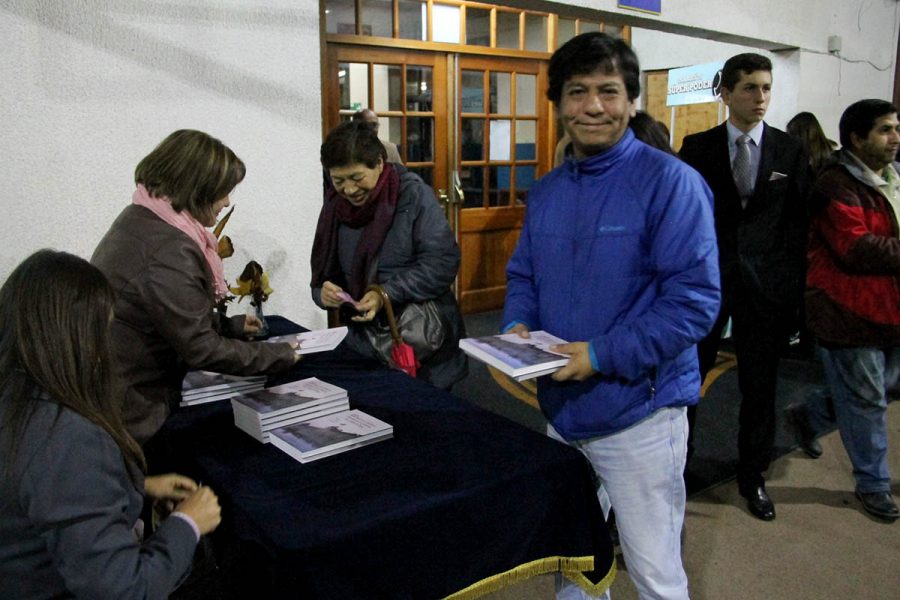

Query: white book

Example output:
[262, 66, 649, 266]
[233, 401, 350, 443]
[182, 370, 266, 396]
[230, 378, 348, 419]
[233, 398, 349, 430]
[265, 327, 348, 355]
[183, 383, 261, 401]
[282, 431, 394, 462]
[181, 388, 260, 407]
[269, 409, 393, 463]
[232, 397, 349, 426]
[458, 330, 570, 381]
[264, 377, 347, 400]
[180, 371, 266, 406]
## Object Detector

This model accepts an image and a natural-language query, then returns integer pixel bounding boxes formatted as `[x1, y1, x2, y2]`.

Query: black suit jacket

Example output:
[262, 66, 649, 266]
[680, 122, 809, 307]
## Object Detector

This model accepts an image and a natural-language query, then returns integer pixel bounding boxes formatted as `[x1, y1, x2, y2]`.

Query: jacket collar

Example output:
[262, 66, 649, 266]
[839, 149, 896, 195]
[563, 128, 637, 177]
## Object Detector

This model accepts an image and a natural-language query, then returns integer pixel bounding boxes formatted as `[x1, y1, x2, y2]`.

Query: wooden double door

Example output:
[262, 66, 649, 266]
[323, 44, 552, 314]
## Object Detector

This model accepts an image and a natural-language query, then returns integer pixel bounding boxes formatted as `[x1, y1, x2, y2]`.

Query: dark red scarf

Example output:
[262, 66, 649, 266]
[310, 162, 400, 300]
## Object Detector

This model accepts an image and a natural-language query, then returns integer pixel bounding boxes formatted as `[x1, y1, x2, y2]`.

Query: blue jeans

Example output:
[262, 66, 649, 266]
[810, 346, 900, 493]
[550, 407, 690, 600]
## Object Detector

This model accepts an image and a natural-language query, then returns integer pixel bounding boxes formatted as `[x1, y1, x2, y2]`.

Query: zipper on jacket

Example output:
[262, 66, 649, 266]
[648, 367, 657, 401]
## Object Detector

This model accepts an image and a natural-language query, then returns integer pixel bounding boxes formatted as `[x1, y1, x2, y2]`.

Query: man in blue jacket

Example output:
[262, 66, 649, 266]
[503, 33, 719, 600]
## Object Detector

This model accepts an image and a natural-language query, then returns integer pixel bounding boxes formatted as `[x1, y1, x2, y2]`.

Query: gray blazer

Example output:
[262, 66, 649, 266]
[0, 395, 197, 599]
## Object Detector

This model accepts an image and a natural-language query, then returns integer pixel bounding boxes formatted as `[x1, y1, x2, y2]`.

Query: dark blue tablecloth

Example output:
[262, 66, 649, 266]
[159, 317, 613, 599]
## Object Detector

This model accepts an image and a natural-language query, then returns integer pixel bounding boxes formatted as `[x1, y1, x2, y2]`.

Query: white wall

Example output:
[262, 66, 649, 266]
[608, 0, 899, 141]
[1, 0, 898, 328]
[0, 0, 324, 326]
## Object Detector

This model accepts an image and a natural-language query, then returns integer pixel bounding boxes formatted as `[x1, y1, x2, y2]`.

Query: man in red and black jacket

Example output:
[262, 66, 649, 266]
[795, 99, 900, 522]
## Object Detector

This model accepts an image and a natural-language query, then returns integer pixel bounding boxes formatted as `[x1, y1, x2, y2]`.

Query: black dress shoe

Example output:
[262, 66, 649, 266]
[855, 491, 900, 521]
[741, 485, 776, 521]
[784, 404, 823, 458]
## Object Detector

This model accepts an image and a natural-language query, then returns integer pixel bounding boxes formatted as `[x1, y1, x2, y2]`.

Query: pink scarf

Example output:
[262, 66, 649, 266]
[132, 184, 228, 300]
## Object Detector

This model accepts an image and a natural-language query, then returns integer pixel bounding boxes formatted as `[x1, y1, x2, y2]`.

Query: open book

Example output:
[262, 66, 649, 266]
[458, 330, 570, 381]
[265, 326, 348, 355]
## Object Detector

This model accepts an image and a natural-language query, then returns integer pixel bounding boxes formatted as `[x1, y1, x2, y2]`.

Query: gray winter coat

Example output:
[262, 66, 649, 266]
[312, 169, 467, 389]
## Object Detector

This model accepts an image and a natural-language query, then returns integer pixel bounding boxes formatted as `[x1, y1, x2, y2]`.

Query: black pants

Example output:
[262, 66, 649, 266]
[690, 283, 795, 491]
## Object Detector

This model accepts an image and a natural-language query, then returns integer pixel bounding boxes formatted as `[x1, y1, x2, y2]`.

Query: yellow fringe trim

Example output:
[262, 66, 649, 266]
[487, 366, 540, 409]
[699, 351, 737, 398]
[444, 555, 616, 600]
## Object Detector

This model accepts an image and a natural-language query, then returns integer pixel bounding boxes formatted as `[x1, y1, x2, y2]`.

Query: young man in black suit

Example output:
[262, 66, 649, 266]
[680, 53, 809, 521]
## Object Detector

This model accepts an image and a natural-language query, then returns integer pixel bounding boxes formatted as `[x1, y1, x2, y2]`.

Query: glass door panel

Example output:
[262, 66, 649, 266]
[339, 62, 369, 111]
[458, 58, 543, 209]
[361, 0, 394, 37]
[372, 64, 403, 113]
[397, 0, 427, 40]
[325, 45, 447, 201]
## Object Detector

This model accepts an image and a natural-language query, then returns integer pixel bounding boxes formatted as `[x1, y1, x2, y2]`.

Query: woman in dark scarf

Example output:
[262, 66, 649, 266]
[311, 121, 467, 389]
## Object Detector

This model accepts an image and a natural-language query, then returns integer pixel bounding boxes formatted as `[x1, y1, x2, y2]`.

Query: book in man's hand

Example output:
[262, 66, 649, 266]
[458, 330, 570, 381]
[180, 371, 267, 406]
[232, 378, 350, 443]
[269, 409, 393, 464]
[264, 326, 348, 355]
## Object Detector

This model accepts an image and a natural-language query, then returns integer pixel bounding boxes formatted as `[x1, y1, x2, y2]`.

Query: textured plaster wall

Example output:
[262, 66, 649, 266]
[586, 0, 899, 141]
[0, 0, 325, 327]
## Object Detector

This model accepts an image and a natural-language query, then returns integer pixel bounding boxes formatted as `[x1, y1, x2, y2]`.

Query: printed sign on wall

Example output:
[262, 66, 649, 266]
[617, 0, 661, 15]
[666, 61, 725, 107]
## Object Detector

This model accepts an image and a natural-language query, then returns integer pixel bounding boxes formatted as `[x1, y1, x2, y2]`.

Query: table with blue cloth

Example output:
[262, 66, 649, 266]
[158, 317, 614, 599]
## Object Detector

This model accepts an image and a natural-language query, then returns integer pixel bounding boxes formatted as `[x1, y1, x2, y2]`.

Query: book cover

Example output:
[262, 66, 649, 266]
[182, 370, 265, 396]
[180, 370, 266, 405]
[265, 327, 348, 355]
[264, 377, 347, 400]
[181, 388, 259, 407]
[269, 409, 393, 463]
[230, 378, 348, 418]
[233, 401, 350, 443]
[458, 331, 570, 381]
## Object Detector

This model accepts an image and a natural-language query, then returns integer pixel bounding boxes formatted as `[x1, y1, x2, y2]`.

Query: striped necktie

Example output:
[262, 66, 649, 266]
[732, 134, 754, 207]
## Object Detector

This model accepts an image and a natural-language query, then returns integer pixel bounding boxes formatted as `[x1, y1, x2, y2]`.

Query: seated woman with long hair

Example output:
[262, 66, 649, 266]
[92, 130, 298, 447]
[311, 120, 467, 389]
[0, 250, 221, 599]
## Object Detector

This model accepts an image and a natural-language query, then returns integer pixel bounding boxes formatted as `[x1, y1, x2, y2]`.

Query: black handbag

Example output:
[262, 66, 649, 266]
[363, 285, 446, 364]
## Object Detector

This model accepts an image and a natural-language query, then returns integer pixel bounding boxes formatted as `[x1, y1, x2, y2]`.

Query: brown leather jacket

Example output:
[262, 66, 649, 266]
[92, 205, 296, 444]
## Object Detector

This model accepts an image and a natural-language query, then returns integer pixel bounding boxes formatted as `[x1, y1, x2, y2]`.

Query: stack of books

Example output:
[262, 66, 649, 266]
[269, 409, 393, 464]
[231, 377, 350, 443]
[180, 371, 266, 407]
[458, 330, 570, 381]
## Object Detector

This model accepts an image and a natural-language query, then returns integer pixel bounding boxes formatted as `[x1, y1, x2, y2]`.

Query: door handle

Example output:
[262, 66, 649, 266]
[451, 170, 464, 206]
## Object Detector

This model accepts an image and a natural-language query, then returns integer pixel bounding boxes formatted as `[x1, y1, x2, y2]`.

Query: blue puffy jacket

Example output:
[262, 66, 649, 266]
[503, 129, 720, 441]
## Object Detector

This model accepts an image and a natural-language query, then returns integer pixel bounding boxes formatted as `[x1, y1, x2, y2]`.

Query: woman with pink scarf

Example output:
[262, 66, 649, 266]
[92, 130, 297, 457]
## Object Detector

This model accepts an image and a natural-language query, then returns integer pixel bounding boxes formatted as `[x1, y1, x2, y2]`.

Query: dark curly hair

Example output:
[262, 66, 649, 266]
[320, 120, 387, 170]
[547, 32, 640, 105]
[720, 53, 771, 92]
